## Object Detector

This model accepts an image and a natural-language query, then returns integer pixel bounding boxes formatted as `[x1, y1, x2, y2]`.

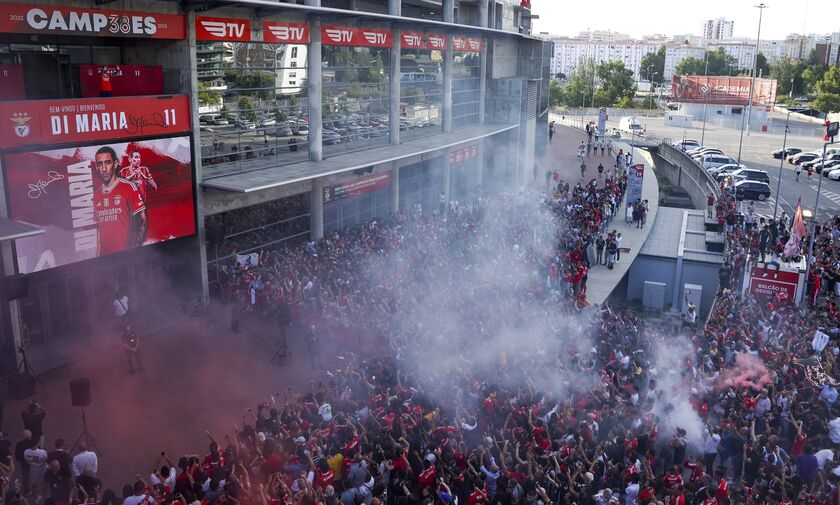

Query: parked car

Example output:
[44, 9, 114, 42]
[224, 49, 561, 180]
[606, 127, 621, 138]
[702, 155, 739, 170]
[322, 129, 342, 145]
[708, 163, 747, 176]
[274, 126, 293, 137]
[734, 180, 772, 201]
[728, 168, 771, 184]
[827, 167, 840, 180]
[788, 152, 820, 165]
[259, 117, 276, 127]
[806, 155, 840, 172]
[293, 124, 309, 135]
[819, 160, 840, 176]
[690, 148, 724, 160]
[687, 147, 721, 157]
[211, 117, 230, 126]
[239, 121, 257, 131]
[674, 139, 701, 151]
[772, 147, 802, 159]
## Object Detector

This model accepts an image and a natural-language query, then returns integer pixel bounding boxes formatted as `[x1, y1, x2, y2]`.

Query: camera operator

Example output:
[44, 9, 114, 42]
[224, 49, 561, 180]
[21, 400, 45, 448]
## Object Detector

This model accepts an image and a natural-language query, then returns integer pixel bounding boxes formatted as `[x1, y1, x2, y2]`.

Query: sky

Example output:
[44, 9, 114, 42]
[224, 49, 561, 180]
[530, 0, 838, 41]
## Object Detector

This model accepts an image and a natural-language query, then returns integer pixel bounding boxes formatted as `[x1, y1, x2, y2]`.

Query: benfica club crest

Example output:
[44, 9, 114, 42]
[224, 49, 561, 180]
[10, 112, 31, 138]
[114, 195, 122, 206]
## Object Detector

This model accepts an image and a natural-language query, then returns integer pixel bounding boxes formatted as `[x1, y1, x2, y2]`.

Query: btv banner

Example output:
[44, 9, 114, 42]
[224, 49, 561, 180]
[5, 137, 196, 273]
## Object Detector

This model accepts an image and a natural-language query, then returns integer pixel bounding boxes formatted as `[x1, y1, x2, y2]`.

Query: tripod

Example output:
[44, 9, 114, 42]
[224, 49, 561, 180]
[70, 408, 100, 455]
[270, 330, 289, 364]
[17, 345, 42, 386]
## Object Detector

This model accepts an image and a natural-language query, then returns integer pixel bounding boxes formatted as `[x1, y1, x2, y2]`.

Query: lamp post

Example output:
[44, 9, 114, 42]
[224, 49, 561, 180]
[745, 3, 768, 137]
[772, 109, 790, 221]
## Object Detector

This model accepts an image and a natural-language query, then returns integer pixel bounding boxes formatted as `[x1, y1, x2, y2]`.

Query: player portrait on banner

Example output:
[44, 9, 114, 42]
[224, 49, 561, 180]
[5, 137, 196, 273]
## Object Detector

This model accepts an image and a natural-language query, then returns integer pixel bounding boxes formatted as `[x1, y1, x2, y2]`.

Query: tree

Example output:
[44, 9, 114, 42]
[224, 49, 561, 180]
[549, 80, 564, 107]
[674, 48, 738, 76]
[235, 71, 276, 100]
[595, 60, 636, 105]
[198, 81, 222, 106]
[755, 52, 770, 78]
[237, 96, 258, 121]
[563, 57, 596, 107]
[802, 64, 828, 95]
[771, 59, 807, 97]
[814, 66, 840, 113]
[639, 45, 666, 84]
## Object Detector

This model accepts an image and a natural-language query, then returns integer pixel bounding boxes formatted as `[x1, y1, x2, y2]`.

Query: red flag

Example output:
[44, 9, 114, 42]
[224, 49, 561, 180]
[784, 198, 806, 257]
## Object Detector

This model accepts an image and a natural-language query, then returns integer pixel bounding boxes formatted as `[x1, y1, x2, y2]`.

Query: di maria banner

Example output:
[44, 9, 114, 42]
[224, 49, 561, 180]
[4, 137, 196, 273]
[0, 95, 190, 150]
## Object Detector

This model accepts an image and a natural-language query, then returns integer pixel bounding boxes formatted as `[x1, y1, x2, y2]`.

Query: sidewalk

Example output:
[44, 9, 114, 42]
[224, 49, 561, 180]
[536, 116, 659, 304]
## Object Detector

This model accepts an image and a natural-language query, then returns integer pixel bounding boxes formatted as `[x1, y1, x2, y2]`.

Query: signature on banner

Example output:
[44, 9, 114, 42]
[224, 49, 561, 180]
[27, 171, 65, 199]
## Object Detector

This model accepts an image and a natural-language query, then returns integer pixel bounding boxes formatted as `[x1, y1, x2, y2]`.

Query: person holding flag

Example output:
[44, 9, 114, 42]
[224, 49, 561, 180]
[783, 198, 807, 260]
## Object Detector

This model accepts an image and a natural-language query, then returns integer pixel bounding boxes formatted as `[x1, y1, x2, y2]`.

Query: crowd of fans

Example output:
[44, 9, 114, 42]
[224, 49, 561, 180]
[11, 145, 840, 505]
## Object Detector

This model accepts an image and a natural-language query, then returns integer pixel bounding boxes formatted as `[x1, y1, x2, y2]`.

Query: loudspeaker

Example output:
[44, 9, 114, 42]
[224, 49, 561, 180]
[4, 274, 29, 301]
[206, 223, 226, 244]
[69, 378, 91, 408]
[9, 374, 35, 400]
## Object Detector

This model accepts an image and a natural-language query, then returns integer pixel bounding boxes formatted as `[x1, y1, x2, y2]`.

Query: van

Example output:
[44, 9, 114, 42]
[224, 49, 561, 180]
[702, 155, 739, 170]
[619, 117, 645, 136]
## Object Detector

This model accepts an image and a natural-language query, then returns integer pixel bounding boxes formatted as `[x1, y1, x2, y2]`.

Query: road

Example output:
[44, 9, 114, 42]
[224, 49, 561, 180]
[594, 111, 840, 221]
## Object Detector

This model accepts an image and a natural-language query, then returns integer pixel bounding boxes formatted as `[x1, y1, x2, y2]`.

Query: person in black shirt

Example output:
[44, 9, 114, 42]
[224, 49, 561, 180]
[47, 439, 72, 478]
[21, 401, 46, 446]
[75, 466, 101, 500]
[43, 459, 72, 504]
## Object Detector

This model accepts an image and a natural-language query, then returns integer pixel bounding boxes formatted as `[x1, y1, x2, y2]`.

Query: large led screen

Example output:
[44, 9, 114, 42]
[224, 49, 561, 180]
[5, 136, 196, 273]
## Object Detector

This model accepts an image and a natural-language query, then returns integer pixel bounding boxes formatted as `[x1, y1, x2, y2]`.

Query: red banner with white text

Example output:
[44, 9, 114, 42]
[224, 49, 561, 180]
[0, 3, 185, 39]
[322, 25, 392, 47]
[452, 36, 484, 52]
[262, 21, 309, 44]
[0, 95, 191, 150]
[671, 75, 777, 106]
[4, 137, 196, 273]
[401, 32, 448, 50]
[79, 65, 164, 98]
[195, 16, 251, 41]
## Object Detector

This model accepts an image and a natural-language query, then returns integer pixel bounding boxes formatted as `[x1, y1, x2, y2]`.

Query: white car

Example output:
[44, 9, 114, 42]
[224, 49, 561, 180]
[828, 168, 840, 181]
[708, 163, 747, 176]
[674, 139, 700, 151]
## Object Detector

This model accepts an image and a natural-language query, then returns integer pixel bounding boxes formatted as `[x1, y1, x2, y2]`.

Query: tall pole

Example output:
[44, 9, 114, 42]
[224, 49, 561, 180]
[805, 141, 831, 294]
[745, 3, 768, 137]
[700, 52, 710, 147]
[772, 110, 790, 220]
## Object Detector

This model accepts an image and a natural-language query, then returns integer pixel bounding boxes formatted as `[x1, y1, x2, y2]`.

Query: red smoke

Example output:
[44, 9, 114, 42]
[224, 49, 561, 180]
[716, 353, 773, 391]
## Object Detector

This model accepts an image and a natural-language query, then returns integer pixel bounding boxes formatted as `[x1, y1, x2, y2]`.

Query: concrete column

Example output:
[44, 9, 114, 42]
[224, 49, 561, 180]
[389, 28, 401, 145]
[308, 18, 323, 161]
[442, 152, 451, 203]
[443, 45, 453, 133]
[475, 141, 484, 189]
[310, 178, 324, 240]
[0, 158, 24, 370]
[388, 0, 401, 16]
[442, 0, 454, 23]
[478, 0, 489, 27]
[186, 11, 210, 301]
[478, 48, 487, 124]
[389, 164, 400, 213]
[489, 1, 496, 29]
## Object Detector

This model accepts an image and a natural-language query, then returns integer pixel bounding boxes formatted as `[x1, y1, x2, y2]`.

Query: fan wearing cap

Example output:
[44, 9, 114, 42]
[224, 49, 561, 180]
[417, 453, 437, 488]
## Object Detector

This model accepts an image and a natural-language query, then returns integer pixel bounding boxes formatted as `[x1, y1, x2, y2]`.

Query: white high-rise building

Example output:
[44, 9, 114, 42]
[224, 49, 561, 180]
[703, 18, 734, 41]
[550, 39, 659, 81]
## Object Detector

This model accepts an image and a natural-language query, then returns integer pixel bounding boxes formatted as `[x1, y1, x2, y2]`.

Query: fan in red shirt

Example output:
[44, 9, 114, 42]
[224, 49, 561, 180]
[468, 482, 488, 505]
[663, 465, 684, 490]
[93, 146, 147, 255]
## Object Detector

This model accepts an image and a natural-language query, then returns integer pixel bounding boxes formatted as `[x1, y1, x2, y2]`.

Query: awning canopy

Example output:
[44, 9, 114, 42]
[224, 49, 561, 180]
[0, 218, 44, 242]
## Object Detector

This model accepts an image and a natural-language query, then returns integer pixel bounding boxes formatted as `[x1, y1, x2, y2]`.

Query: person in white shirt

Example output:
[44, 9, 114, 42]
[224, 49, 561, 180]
[123, 481, 154, 505]
[624, 474, 640, 505]
[72, 443, 98, 477]
[23, 441, 48, 491]
[828, 418, 840, 444]
[815, 448, 834, 470]
[703, 427, 721, 476]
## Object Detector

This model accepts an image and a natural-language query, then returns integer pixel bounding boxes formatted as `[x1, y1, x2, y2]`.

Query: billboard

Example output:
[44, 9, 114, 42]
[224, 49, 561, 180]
[195, 16, 250, 41]
[79, 65, 164, 98]
[322, 25, 393, 47]
[401, 32, 447, 50]
[0, 95, 191, 150]
[262, 22, 309, 44]
[748, 266, 802, 302]
[4, 137, 196, 273]
[627, 164, 644, 205]
[449, 145, 478, 164]
[452, 36, 484, 52]
[0, 3, 185, 39]
[671, 75, 777, 106]
[323, 172, 390, 203]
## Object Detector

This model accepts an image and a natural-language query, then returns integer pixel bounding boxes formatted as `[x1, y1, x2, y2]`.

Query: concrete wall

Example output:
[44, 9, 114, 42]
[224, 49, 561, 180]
[627, 256, 719, 315]
[657, 143, 721, 208]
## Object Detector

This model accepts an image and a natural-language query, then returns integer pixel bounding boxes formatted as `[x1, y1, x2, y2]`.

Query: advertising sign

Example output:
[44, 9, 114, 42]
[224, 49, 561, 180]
[0, 64, 25, 100]
[0, 95, 191, 150]
[195, 16, 251, 41]
[627, 163, 644, 205]
[452, 36, 484, 52]
[449, 145, 478, 164]
[323, 172, 390, 203]
[262, 21, 308, 44]
[322, 25, 392, 47]
[401, 32, 448, 50]
[79, 65, 164, 98]
[4, 137, 196, 273]
[0, 3, 185, 39]
[748, 267, 801, 302]
[671, 75, 777, 106]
